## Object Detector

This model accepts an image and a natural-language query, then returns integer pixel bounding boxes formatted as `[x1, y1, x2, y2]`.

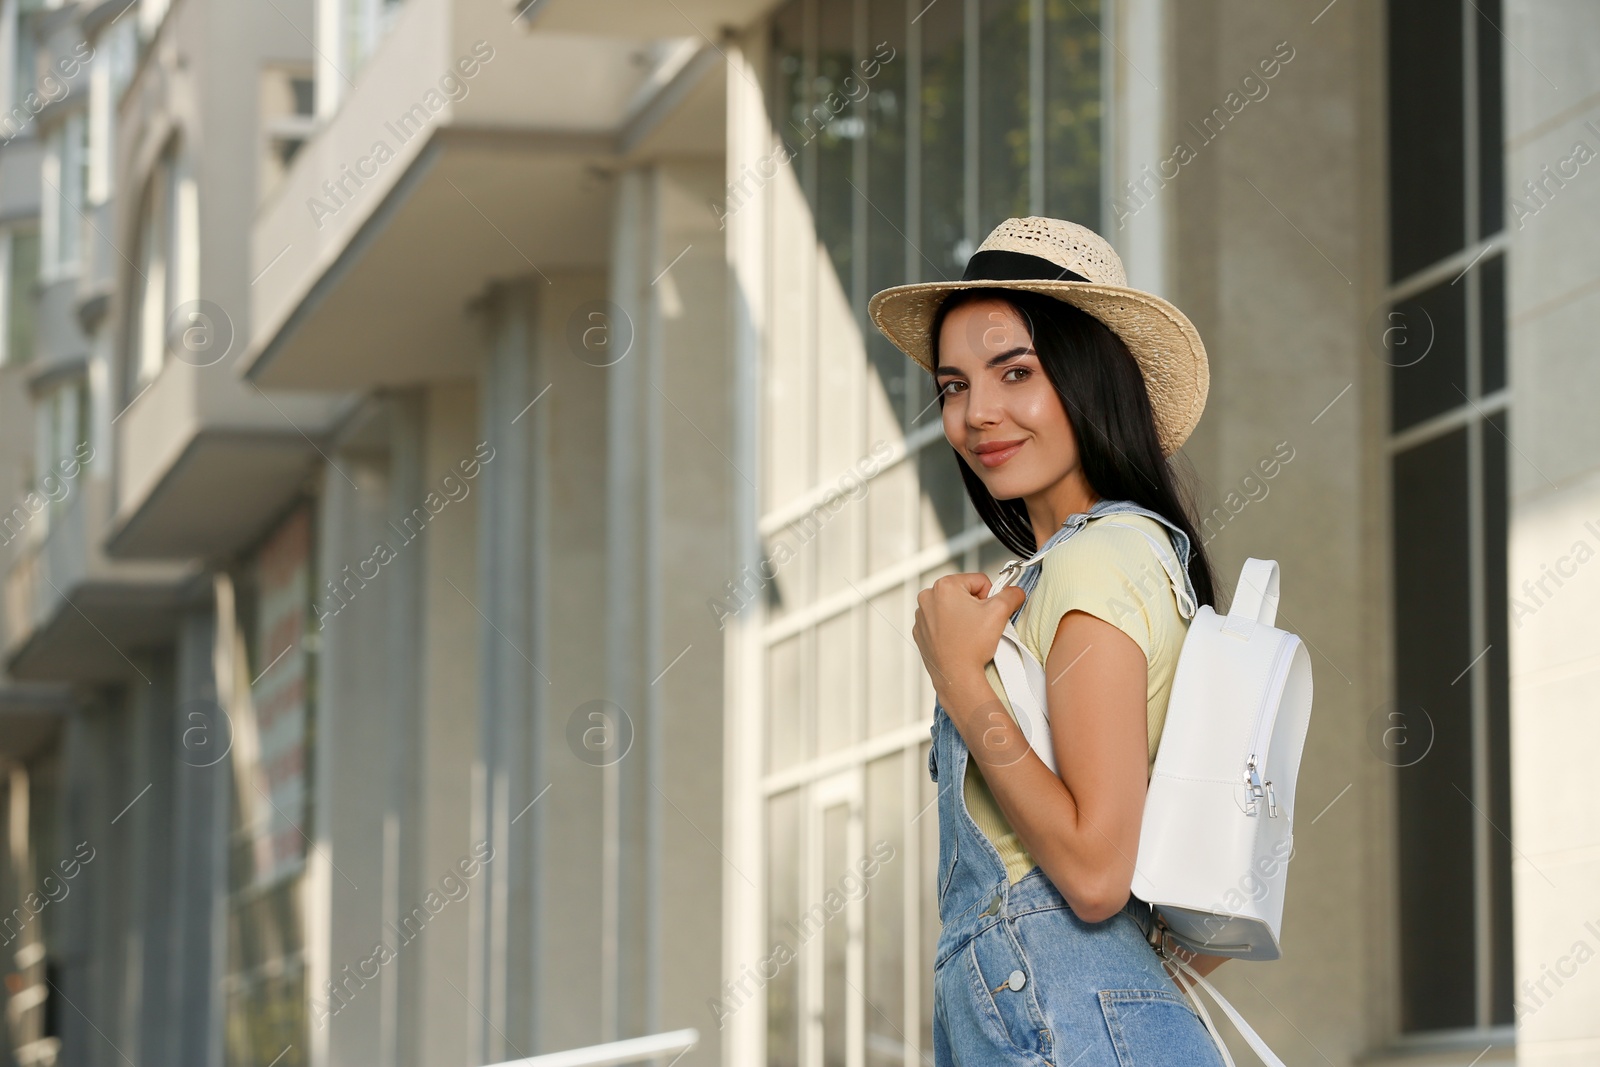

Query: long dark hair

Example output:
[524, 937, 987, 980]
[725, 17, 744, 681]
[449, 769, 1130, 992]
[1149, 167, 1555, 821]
[930, 288, 1218, 610]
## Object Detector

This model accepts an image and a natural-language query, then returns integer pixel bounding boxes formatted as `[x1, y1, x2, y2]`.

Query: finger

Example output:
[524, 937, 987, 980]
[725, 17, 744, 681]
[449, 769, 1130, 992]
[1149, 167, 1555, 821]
[952, 572, 992, 598]
[985, 585, 1025, 617]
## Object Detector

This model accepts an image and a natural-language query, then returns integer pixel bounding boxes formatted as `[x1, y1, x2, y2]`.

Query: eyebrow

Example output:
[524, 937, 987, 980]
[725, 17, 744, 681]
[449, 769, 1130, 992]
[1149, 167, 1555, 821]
[934, 347, 1037, 378]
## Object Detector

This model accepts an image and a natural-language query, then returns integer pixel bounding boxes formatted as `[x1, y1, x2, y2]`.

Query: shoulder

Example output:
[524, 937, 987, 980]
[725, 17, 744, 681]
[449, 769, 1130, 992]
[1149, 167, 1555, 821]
[1023, 514, 1183, 660]
[1038, 513, 1172, 587]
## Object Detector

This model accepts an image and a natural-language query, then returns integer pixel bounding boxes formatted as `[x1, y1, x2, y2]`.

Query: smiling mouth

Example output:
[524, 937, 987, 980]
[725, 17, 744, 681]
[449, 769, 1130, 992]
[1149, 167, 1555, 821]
[972, 440, 1025, 468]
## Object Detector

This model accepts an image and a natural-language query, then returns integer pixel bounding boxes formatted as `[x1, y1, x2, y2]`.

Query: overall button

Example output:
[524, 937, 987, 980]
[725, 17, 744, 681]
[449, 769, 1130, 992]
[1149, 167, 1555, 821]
[1006, 969, 1026, 992]
[982, 893, 1002, 916]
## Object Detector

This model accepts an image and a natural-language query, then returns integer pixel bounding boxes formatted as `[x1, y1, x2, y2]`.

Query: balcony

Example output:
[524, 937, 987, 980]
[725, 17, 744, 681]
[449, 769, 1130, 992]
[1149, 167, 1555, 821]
[528, 0, 774, 35]
[3, 473, 194, 682]
[242, 0, 727, 389]
[0, 681, 70, 762]
[102, 0, 352, 559]
[0, 134, 41, 225]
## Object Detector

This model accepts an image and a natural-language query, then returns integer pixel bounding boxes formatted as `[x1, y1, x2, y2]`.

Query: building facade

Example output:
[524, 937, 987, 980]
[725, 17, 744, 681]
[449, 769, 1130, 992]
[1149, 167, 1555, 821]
[0, 0, 1596, 1065]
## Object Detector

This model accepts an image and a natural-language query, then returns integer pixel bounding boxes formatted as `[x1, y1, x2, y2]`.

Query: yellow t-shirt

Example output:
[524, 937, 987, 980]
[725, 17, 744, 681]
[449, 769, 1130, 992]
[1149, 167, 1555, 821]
[964, 513, 1191, 885]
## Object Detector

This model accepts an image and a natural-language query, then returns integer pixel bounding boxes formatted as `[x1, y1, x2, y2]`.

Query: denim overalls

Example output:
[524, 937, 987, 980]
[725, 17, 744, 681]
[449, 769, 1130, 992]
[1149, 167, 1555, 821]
[927, 497, 1229, 1066]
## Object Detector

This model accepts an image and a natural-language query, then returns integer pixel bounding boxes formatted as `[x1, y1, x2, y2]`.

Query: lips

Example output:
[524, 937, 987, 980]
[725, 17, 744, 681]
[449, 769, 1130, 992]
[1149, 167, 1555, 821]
[972, 439, 1025, 468]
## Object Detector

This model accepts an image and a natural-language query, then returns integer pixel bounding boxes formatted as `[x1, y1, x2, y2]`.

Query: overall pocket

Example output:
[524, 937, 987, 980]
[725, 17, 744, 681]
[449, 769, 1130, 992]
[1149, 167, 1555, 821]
[950, 928, 1054, 1065]
[1097, 987, 1217, 1067]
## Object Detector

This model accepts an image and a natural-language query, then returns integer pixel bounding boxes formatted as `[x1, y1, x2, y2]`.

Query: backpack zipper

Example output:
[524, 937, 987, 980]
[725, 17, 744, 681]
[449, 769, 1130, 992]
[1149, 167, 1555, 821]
[1244, 635, 1295, 818]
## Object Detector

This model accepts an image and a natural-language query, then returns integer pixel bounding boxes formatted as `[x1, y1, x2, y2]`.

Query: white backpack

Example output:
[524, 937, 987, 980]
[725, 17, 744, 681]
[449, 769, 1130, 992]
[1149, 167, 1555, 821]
[987, 519, 1314, 1067]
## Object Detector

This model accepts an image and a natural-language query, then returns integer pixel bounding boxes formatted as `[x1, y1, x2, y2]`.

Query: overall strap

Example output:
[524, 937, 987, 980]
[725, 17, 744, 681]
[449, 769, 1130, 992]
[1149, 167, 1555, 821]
[992, 502, 1197, 620]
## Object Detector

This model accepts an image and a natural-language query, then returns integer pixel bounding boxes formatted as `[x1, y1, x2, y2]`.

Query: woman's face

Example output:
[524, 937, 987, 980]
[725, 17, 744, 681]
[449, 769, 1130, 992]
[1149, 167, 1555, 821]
[935, 296, 1082, 503]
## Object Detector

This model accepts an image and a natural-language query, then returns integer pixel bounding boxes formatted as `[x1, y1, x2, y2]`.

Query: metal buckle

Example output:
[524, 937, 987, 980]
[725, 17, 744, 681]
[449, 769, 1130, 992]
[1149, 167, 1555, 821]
[1146, 909, 1170, 955]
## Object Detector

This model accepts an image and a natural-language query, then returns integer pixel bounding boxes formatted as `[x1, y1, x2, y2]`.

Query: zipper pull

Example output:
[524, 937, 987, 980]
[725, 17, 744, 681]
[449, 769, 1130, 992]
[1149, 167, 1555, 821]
[1266, 779, 1278, 818]
[1245, 756, 1266, 816]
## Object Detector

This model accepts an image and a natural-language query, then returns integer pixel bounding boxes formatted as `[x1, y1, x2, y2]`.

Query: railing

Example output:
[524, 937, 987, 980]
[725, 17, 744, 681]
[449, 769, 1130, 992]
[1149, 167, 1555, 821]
[1, 487, 89, 656]
[1, 535, 41, 657]
[483, 1028, 700, 1067]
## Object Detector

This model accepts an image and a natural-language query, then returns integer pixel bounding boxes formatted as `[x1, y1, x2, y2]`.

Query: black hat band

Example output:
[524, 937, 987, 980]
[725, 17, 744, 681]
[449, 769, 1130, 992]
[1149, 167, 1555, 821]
[960, 248, 1092, 284]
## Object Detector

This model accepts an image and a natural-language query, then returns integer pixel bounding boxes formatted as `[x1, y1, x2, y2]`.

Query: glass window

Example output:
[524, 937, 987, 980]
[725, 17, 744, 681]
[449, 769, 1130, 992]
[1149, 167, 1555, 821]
[131, 150, 173, 388]
[1482, 409, 1512, 1026]
[259, 65, 317, 205]
[917, 0, 965, 279]
[1044, 0, 1102, 225]
[767, 790, 802, 1067]
[918, 740, 938, 1058]
[756, 3, 1103, 1062]
[1474, 0, 1504, 237]
[917, 443, 965, 550]
[977, 0, 1030, 234]
[224, 504, 315, 1067]
[4, 228, 39, 365]
[815, 0, 857, 296]
[340, 0, 407, 101]
[1479, 252, 1505, 395]
[821, 800, 849, 1067]
[768, 632, 809, 774]
[9, 0, 44, 136]
[1388, 278, 1466, 434]
[127, 139, 197, 393]
[44, 112, 88, 277]
[865, 0, 910, 436]
[1392, 427, 1476, 1032]
[864, 753, 905, 1067]
[1387, 0, 1465, 282]
[1385, 0, 1511, 1037]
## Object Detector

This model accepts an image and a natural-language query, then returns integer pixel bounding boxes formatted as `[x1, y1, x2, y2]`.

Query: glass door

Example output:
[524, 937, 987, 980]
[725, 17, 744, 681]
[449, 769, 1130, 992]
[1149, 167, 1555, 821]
[805, 769, 865, 1067]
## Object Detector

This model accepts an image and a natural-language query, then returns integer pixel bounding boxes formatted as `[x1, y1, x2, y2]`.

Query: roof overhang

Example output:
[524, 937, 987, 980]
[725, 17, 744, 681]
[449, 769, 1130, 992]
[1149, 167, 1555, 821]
[243, 130, 617, 390]
[4, 577, 198, 683]
[0, 683, 72, 761]
[105, 430, 322, 561]
[241, 0, 725, 391]
[524, 0, 780, 37]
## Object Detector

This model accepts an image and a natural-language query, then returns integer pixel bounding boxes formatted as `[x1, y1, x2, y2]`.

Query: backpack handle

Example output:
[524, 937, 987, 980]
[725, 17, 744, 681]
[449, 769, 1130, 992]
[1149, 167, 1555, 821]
[1164, 953, 1288, 1067]
[1222, 558, 1280, 638]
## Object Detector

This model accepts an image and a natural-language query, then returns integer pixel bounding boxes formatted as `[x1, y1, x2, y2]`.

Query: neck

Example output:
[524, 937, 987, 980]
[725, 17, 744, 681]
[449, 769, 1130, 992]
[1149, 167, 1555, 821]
[1022, 472, 1100, 549]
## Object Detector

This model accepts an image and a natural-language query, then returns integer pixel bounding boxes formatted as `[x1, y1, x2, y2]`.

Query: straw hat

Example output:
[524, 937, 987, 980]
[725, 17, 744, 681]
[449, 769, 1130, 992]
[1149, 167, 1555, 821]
[867, 216, 1208, 457]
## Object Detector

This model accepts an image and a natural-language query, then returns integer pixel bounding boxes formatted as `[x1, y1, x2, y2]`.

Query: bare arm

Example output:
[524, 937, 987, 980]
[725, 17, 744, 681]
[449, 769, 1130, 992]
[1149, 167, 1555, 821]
[941, 607, 1148, 922]
[916, 572, 1233, 969]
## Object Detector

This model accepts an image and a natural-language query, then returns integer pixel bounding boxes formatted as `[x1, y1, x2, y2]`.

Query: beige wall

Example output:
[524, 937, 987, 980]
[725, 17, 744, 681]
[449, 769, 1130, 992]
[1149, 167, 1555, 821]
[1504, 1, 1600, 1062]
[531, 270, 614, 1054]
[416, 381, 482, 1066]
[1169, 0, 1389, 1060]
[603, 157, 730, 1061]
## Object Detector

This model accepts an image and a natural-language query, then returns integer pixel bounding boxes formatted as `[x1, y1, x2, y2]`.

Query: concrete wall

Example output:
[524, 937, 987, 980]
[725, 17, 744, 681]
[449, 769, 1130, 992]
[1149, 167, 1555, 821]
[520, 270, 614, 1056]
[603, 158, 730, 1062]
[1167, 0, 1387, 1060]
[1504, 1, 1600, 1062]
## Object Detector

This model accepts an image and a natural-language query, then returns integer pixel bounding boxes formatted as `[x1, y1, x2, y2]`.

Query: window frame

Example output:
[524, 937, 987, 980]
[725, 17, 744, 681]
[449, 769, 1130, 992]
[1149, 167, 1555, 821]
[746, 2, 1113, 1064]
[1383, 0, 1514, 1046]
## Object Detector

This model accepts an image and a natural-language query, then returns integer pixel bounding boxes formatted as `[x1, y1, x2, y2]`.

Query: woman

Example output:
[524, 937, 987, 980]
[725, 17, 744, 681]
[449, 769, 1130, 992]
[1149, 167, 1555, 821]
[868, 216, 1233, 1065]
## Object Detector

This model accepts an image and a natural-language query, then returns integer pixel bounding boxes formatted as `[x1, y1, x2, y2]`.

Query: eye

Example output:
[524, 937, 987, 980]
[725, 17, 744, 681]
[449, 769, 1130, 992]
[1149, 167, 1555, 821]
[939, 379, 966, 397]
[1001, 366, 1029, 383]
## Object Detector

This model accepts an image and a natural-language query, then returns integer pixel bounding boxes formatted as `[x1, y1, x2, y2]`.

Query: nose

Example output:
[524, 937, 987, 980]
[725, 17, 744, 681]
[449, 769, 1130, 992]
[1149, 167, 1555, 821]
[961, 374, 1005, 430]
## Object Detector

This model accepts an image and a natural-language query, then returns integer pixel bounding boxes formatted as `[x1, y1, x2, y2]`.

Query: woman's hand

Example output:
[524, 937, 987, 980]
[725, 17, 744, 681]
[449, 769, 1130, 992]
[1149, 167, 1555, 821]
[913, 573, 1027, 711]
